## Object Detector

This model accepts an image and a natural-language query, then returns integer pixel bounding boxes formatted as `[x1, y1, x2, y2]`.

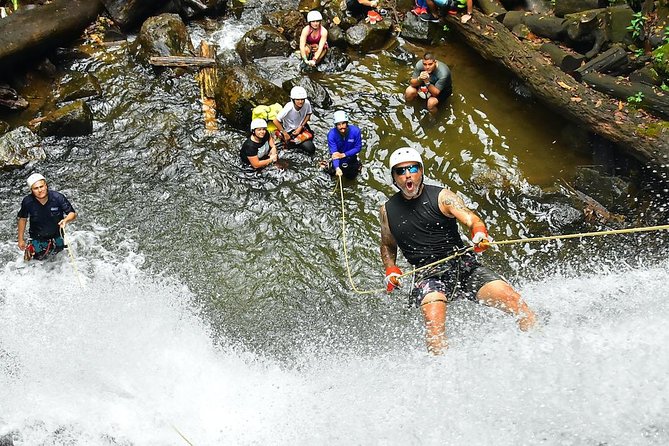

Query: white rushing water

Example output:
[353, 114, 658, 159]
[1, 233, 668, 446]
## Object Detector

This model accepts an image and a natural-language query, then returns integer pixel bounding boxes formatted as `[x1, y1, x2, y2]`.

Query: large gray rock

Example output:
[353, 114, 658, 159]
[573, 167, 630, 213]
[282, 77, 332, 109]
[346, 20, 393, 52]
[132, 13, 194, 65]
[38, 101, 93, 137]
[236, 25, 293, 64]
[0, 84, 29, 111]
[400, 12, 432, 42]
[215, 66, 289, 130]
[101, 0, 171, 30]
[0, 127, 45, 169]
[57, 72, 102, 103]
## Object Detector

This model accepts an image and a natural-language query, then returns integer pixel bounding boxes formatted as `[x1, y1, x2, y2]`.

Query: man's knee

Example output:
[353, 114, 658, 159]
[405, 86, 418, 101]
[299, 140, 316, 155]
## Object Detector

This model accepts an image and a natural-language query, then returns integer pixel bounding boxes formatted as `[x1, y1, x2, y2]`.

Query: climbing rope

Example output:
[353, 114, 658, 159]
[337, 177, 669, 295]
[172, 424, 195, 446]
[60, 226, 84, 288]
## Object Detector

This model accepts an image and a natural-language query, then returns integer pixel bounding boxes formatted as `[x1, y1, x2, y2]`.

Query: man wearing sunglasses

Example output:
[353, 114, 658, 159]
[379, 147, 536, 355]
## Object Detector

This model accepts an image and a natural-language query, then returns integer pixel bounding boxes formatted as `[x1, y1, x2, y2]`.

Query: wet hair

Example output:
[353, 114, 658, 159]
[423, 52, 436, 61]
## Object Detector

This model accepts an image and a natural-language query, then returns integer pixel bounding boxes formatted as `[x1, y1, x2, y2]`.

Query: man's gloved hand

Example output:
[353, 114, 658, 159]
[335, 167, 343, 177]
[384, 266, 402, 292]
[471, 224, 491, 253]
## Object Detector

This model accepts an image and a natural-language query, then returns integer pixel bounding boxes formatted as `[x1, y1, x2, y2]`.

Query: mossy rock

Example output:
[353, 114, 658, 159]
[652, 42, 669, 77]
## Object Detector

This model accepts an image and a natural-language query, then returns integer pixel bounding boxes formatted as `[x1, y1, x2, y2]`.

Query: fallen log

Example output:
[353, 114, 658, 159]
[445, 11, 669, 176]
[520, 14, 568, 41]
[149, 56, 216, 67]
[572, 46, 628, 81]
[477, 0, 506, 18]
[540, 42, 585, 73]
[0, 0, 102, 72]
[582, 72, 669, 121]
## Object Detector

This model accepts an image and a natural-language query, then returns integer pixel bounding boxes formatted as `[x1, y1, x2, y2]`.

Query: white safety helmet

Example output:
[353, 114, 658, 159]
[27, 173, 46, 188]
[250, 118, 268, 131]
[307, 10, 323, 22]
[333, 110, 348, 125]
[389, 147, 423, 170]
[290, 86, 308, 100]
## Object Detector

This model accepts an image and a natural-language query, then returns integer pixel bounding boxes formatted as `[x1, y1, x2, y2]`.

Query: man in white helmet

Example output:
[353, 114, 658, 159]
[17, 173, 77, 261]
[325, 110, 362, 179]
[379, 147, 536, 354]
[273, 86, 316, 155]
[240, 118, 278, 170]
[300, 10, 328, 67]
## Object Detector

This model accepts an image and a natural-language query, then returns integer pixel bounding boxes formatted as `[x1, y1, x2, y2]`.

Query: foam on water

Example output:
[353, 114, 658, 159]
[1, 236, 668, 445]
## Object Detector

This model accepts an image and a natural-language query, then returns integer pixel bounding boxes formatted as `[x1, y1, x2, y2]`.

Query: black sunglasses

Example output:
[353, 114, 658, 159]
[393, 163, 421, 176]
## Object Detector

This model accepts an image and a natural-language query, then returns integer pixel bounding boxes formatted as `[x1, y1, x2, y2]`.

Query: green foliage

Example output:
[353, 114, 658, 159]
[655, 52, 666, 64]
[664, 26, 669, 45]
[456, 0, 467, 9]
[626, 12, 647, 40]
[442, 25, 449, 32]
[634, 48, 645, 58]
[661, 83, 669, 92]
[627, 91, 644, 104]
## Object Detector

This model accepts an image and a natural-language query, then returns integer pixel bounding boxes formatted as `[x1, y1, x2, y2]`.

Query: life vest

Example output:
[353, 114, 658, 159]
[251, 103, 282, 132]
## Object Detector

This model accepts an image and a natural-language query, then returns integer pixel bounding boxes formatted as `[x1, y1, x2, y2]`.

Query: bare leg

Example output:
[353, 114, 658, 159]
[476, 280, 536, 331]
[420, 291, 448, 355]
[426, 96, 439, 114]
[405, 86, 418, 102]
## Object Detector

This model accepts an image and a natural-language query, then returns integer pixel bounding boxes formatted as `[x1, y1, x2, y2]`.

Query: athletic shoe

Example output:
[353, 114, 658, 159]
[447, 10, 457, 16]
[411, 6, 427, 15]
[419, 13, 439, 22]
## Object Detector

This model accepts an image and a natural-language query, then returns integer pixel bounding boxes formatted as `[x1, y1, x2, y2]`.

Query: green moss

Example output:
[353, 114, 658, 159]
[653, 43, 669, 76]
[636, 120, 669, 138]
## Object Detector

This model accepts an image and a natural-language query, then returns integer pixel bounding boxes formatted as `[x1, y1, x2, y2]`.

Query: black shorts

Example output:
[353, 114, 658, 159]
[410, 253, 503, 307]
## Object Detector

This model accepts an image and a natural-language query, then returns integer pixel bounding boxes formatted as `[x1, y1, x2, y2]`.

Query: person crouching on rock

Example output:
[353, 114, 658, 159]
[240, 118, 278, 170]
[273, 86, 316, 155]
[404, 52, 453, 114]
[300, 10, 328, 67]
[17, 173, 77, 261]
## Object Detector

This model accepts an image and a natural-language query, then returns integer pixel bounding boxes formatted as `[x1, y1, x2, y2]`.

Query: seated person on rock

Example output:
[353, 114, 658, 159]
[273, 86, 316, 155]
[420, 0, 472, 23]
[325, 110, 362, 180]
[404, 52, 452, 114]
[240, 118, 278, 170]
[346, 0, 382, 19]
[300, 10, 328, 67]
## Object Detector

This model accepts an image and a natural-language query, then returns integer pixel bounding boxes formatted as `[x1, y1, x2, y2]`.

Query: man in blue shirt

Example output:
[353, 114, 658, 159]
[326, 110, 362, 179]
[17, 173, 77, 261]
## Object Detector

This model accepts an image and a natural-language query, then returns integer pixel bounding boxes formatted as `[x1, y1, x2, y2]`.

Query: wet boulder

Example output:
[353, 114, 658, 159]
[0, 121, 9, 135]
[0, 84, 29, 111]
[101, 0, 171, 30]
[345, 20, 393, 53]
[132, 13, 194, 65]
[215, 66, 289, 130]
[38, 100, 93, 137]
[254, 56, 302, 87]
[400, 13, 432, 42]
[327, 25, 347, 47]
[57, 72, 102, 103]
[573, 167, 630, 213]
[283, 77, 332, 109]
[318, 46, 351, 73]
[263, 9, 305, 44]
[298, 0, 320, 12]
[0, 127, 45, 169]
[235, 25, 293, 64]
[179, 0, 227, 19]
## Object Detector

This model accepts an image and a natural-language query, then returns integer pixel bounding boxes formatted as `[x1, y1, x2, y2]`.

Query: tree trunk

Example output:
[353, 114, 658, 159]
[445, 11, 669, 176]
[572, 46, 629, 81]
[582, 72, 669, 120]
[0, 0, 102, 72]
[521, 14, 568, 40]
[540, 42, 585, 73]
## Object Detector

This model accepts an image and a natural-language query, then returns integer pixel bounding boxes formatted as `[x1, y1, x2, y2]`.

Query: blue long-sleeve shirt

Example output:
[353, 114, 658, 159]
[327, 124, 362, 169]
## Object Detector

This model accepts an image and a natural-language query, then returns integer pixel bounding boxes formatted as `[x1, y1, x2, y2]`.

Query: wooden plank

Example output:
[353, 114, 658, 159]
[573, 46, 628, 81]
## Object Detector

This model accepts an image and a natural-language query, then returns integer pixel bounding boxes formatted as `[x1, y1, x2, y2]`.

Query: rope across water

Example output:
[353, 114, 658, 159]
[337, 176, 669, 295]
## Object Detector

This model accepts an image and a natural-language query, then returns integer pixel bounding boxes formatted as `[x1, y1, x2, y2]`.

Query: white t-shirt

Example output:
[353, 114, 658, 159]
[276, 100, 312, 132]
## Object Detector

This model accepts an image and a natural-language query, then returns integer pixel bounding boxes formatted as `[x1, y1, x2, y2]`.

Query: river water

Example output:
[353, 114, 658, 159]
[1, 3, 668, 445]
